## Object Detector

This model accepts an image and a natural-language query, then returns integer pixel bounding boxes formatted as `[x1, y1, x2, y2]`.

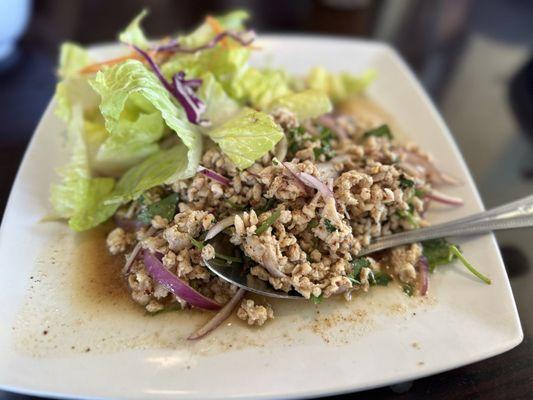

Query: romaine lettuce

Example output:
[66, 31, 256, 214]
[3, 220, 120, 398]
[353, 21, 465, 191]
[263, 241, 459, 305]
[268, 89, 332, 121]
[207, 108, 283, 169]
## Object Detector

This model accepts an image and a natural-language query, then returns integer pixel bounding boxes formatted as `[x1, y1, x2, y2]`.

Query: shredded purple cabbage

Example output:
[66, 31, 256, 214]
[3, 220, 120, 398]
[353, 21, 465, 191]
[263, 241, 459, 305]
[132, 45, 206, 125]
[152, 30, 256, 53]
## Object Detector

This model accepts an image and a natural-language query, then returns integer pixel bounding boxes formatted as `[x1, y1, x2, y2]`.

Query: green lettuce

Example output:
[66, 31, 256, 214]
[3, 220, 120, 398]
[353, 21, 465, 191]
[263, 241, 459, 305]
[90, 59, 202, 179]
[207, 108, 283, 169]
[50, 106, 117, 231]
[54, 43, 99, 122]
[106, 143, 191, 205]
[268, 89, 332, 121]
[118, 9, 150, 49]
[179, 10, 249, 48]
[198, 73, 240, 126]
[305, 67, 377, 103]
[233, 67, 292, 110]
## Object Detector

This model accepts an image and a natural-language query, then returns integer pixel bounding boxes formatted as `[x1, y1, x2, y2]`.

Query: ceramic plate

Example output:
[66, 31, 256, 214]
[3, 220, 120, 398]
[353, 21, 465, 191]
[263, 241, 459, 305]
[0, 36, 522, 399]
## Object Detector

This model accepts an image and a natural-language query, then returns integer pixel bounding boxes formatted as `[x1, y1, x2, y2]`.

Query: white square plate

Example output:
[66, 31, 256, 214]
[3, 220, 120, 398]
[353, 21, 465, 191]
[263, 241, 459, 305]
[0, 36, 522, 399]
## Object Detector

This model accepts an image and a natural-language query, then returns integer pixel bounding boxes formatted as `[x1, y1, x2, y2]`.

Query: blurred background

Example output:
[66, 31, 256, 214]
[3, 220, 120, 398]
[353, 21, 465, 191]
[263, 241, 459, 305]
[0, 0, 531, 398]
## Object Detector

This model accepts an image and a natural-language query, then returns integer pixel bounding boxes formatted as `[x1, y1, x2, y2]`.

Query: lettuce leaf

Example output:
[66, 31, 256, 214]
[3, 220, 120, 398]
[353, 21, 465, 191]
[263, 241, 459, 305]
[106, 143, 190, 205]
[54, 43, 99, 122]
[233, 67, 292, 110]
[179, 10, 249, 48]
[89, 59, 202, 179]
[207, 108, 283, 169]
[198, 73, 240, 126]
[50, 106, 117, 231]
[118, 9, 150, 49]
[57, 42, 91, 78]
[305, 67, 377, 103]
[268, 89, 332, 121]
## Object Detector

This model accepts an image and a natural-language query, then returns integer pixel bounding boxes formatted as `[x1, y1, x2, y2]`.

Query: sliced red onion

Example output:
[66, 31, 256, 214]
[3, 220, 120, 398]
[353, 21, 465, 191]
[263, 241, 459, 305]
[317, 115, 348, 140]
[425, 190, 464, 206]
[122, 226, 157, 274]
[188, 288, 246, 340]
[143, 250, 221, 311]
[131, 45, 206, 125]
[299, 172, 334, 199]
[401, 150, 460, 186]
[171, 72, 207, 125]
[153, 30, 256, 53]
[416, 256, 429, 296]
[114, 214, 146, 232]
[205, 215, 235, 240]
[281, 161, 312, 195]
[197, 165, 231, 186]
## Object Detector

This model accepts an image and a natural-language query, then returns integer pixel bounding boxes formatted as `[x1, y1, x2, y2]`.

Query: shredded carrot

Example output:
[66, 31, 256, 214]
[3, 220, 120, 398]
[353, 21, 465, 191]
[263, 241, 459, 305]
[79, 49, 159, 75]
[205, 15, 230, 49]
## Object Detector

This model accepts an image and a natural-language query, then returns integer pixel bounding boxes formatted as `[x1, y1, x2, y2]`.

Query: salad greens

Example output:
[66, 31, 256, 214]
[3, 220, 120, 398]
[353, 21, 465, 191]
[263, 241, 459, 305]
[50, 9, 375, 231]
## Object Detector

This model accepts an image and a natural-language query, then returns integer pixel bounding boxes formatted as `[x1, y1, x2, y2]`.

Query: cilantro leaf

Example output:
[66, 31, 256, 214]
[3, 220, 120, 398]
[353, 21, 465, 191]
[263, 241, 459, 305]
[311, 294, 323, 304]
[399, 177, 415, 189]
[324, 219, 338, 232]
[348, 257, 370, 284]
[137, 192, 178, 224]
[363, 124, 393, 140]
[422, 238, 455, 271]
[370, 271, 393, 286]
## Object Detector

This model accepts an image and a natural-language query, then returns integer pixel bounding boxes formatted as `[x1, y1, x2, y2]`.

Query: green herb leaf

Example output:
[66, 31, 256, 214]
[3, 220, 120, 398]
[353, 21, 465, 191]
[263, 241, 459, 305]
[402, 284, 414, 296]
[226, 200, 247, 211]
[449, 245, 491, 285]
[349, 257, 370, 284]
[311, 294, 323, 304]
[137, 193, 179, 224]
[399, 177, 415, 189]
[287, 126, 308, 154]
[397, 209, 418, 228]
[308, 218, 319, 229]
[370, 271, 393, 286]
[255, 198, 277, 215]
[256, 209, 281, 235]
[190, 236, 243, 264]
[414, 188, 426, 198]
[422, 238, 455, 271]
[324, 219, 338, 232]
[363, 124, 393, 140]
[313, 126, 336, 160]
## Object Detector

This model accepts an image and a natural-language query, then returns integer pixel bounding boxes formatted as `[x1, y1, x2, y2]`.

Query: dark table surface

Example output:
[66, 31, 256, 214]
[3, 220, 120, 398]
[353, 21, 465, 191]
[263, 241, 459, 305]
[1, 43, 532, 400]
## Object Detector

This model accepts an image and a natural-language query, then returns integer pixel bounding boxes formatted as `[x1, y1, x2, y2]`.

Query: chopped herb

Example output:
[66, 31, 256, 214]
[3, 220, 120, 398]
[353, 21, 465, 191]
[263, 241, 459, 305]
[313, 127, 336, 160]
[311, 294, 323, 304]
[399, 177, 415, 189]
[308, 219, 319, 229]
[403, 284, 414, 296]
[137, 193, 179, 224]
[255, 209, 281, 235]
[414, 188, 426, 198]
[348, 257, 370, 284]
[397, 209, 418, 228]
[324, 219, 338, 232]
[189, 237, 242, 264]
[422, 239, 491, 284]
[370, 271, 393, 286]
[363, 124, 393, 140]
[255, 198, 277, 215]
[146, 303, 181, 316]
[226, 200, 247, 211]
[272, 158, 280, 166]
[422, 238, 455, 271]
[287, 126, 308, 154]
[450, 245, 491, 285]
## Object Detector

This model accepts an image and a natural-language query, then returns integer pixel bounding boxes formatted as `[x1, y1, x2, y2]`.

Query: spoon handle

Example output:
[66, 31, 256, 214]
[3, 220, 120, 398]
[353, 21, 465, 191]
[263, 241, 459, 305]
[359, 195, 533, 255]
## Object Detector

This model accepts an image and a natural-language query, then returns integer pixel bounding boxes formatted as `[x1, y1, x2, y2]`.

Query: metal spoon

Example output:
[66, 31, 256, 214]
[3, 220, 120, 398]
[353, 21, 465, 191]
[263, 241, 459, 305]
[205, 195, 533, 299]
